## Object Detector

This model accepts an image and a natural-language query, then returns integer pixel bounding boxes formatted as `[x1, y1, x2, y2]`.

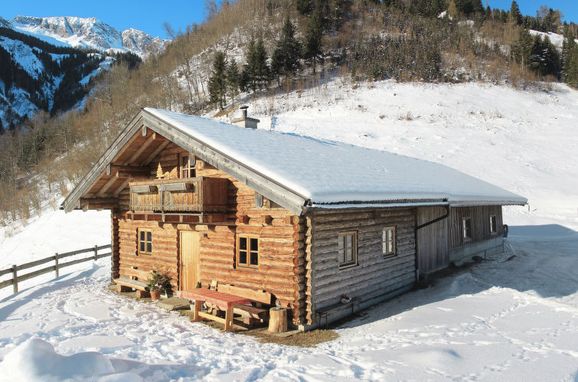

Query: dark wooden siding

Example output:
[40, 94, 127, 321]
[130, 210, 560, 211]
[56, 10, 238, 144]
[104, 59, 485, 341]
[417, 206, 449, 274]
[310, 208, 416, 313]
[449, 206, 503, 248]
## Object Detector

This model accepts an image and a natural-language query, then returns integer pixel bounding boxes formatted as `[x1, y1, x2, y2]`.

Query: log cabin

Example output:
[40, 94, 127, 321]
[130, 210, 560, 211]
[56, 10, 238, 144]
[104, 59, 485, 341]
[62, 107, 527, 329]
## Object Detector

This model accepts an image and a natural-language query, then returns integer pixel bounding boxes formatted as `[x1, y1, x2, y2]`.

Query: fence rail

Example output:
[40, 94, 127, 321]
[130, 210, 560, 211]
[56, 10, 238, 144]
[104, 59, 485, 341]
[0, 244, 111, 294]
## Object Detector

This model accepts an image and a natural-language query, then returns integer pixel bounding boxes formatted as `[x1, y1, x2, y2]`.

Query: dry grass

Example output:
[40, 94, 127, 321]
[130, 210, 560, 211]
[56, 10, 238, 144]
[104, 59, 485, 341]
[244, 328, 339, 348]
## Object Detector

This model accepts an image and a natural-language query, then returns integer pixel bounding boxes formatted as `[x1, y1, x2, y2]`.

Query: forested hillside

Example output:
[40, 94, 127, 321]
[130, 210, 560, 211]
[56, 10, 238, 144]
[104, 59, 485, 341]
[0, 0, 577, 225]
[0, 26, 141, 131]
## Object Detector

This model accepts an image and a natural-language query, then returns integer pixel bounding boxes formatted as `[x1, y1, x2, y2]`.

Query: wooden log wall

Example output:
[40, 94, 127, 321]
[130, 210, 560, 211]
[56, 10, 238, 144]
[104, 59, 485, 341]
[117, 219, 179, 289]
[449, 206, 503, 249]
[416, 206, 449, 275]
[111, 213, 120, 279]
[113, 142, 305, 325]
[310, 208, 417, 314]
[195, 154, 304, 325]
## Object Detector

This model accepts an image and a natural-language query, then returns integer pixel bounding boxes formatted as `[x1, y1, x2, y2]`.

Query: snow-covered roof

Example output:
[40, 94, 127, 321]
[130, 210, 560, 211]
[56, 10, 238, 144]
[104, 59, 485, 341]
[145, 108, 527, 208]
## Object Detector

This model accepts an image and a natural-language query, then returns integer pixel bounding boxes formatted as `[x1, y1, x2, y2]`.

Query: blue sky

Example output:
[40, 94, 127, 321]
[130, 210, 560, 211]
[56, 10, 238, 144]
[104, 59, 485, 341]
[488, 0, 578, 22]
[1, 1, 576, 39]
[0, 0, 208, 38]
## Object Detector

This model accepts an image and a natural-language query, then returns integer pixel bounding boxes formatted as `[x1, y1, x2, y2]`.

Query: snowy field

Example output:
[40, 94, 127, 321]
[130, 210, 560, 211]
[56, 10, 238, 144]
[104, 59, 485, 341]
[0, 81, 577, 381]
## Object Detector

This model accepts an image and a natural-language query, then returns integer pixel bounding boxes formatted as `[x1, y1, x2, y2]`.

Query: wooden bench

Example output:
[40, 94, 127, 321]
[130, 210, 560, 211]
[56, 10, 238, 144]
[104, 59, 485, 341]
[114, 267, 151, 298]
[216, 284, 272, 325]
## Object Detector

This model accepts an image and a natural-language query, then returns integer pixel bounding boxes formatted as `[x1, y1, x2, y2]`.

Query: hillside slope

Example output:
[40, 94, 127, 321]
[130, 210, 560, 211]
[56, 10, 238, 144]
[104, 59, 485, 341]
[240, 80, 578, 230]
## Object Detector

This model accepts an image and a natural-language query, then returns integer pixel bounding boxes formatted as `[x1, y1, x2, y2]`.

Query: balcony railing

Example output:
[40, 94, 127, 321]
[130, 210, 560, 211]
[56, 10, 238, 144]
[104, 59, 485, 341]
[129, 177, 228, 213]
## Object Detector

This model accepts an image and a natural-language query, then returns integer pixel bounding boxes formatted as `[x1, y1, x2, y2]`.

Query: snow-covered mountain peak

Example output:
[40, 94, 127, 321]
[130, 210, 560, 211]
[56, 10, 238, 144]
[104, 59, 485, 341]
[10, 16, 166, 58]
[122, 28, 167, 57]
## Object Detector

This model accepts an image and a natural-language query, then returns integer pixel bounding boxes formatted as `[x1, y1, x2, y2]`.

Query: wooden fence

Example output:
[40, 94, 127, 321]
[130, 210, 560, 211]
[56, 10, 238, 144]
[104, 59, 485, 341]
[0, 244, 111, 294]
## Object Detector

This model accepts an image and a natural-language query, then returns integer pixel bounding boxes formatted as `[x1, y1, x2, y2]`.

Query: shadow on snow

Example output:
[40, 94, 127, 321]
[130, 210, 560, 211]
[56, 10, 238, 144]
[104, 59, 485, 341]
[340, 224, 578, 329]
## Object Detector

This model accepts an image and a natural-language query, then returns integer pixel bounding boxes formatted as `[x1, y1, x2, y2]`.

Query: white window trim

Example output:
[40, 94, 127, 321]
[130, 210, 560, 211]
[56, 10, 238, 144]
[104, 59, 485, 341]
[338, 231, 358, 269]
[462, 217, 472, 241]
[489, 215, 498, 234]
[382, 226, 397, 257]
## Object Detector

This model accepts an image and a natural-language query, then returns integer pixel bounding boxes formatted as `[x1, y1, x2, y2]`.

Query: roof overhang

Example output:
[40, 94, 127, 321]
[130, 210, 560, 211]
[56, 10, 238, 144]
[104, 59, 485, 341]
[62, 109, 308, 215]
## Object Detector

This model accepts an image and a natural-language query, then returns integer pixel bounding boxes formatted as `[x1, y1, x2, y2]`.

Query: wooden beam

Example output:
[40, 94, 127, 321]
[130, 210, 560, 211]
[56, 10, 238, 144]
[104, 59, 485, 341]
[126, 133, 157, 165]
[142, 140, 170, 165]
[97, 176, 119, 197]
[106, 164, 151, 178]
[111, 123, 146, 164]
[80, 197, 118, 210]
[113, 178, 130, 196]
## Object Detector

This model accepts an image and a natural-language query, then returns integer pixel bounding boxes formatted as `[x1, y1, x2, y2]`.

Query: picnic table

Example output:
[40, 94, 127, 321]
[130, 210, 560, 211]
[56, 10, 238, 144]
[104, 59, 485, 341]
[178, 289, 251, 331]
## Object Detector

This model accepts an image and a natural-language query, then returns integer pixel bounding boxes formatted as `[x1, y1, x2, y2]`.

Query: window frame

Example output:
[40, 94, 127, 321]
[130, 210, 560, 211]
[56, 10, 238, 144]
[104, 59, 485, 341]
[462, 217, 472, 242]
[179, 154, 196, 179]
[236, 235, 259, 268]
[489, 215, 498, 234]
[382, 226, 397, 257]
[338, 231, 358, 269]
[138, 229, 153, 255]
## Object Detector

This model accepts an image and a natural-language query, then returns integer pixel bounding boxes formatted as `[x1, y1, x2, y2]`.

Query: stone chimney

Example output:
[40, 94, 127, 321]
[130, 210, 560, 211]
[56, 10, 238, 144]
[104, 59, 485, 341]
[231, 105, 260, 129]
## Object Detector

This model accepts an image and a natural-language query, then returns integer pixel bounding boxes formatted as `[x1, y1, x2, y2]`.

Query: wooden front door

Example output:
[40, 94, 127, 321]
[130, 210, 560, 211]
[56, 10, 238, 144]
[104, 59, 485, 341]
[180, 231, 201, 291]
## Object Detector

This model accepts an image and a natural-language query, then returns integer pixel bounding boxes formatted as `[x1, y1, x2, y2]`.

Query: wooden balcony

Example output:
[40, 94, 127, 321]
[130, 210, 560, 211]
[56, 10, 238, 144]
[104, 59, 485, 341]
[129, 177, 229, 213]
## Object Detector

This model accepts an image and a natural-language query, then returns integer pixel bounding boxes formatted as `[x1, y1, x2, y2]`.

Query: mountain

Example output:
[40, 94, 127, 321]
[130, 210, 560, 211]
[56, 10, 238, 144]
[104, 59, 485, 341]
[0, 26, 110, 130]
[8, 16, 167, 58]
[0, 16, 167, 130]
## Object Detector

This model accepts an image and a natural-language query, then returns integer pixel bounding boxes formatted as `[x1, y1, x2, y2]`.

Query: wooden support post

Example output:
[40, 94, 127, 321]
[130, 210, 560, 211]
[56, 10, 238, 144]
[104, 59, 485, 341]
[268, 307, 288, 333]
[225, 305, 234, 331]
[94, 245, 98, 261]
[192, 300, 201, 322]
[54, 253, 59, 278]
[12, 265, 18, 294]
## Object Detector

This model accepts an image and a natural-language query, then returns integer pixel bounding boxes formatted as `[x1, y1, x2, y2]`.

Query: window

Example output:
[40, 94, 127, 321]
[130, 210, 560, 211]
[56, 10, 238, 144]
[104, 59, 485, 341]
[490, 215, 498, 234]
[462, 217, 472, 241]
[180, 155, 196, 178]
[382, 226, 396, 256]
[237, 236, 259, 267]
[138, 229, 153, 255]
[338, 232, 358, 268]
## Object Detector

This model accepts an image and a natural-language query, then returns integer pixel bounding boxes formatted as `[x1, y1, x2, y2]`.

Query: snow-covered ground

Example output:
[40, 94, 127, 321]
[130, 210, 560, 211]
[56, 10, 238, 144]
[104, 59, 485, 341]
[0, 81, 577, 381]
[0, 229, 577, 381]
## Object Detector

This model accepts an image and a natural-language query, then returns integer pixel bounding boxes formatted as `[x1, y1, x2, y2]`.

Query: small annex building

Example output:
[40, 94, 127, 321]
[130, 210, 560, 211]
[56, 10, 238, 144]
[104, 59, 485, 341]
[63, 108, 526, 329]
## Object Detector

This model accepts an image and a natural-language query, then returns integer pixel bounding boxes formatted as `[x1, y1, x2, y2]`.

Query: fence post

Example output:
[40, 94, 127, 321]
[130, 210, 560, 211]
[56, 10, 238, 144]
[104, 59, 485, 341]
[54, 253, 60, 278]
[94, 245, 98, 261]
[12, 265, 18, 294]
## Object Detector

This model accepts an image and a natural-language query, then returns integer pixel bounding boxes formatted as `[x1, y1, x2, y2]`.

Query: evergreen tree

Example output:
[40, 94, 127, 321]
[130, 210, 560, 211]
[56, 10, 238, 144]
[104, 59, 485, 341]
[226, 59, 240, 100]
[253, 38, 270, 89]
[510, 1, 523, 25]
[528, 35, 561, 78]
[271, 17, 302, 80]
[304, 11, 324, 73]
[512, 28, 533, 67]
[208, 51, 227, 109]
[242, 37, 269, 92]
[562, 29, 578, 87]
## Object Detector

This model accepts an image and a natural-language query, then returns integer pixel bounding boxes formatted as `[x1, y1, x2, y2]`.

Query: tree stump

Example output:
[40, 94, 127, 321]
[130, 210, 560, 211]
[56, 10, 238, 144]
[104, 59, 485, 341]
[268, 307, 288, 333]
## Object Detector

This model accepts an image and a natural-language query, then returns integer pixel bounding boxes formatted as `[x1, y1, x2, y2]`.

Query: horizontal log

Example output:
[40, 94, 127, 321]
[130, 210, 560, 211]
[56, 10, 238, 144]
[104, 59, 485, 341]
[0, 278, 14, 290]
[315, 264, 415, 295]
[107, 164, 151, 178]
[16, 265, 56, 282]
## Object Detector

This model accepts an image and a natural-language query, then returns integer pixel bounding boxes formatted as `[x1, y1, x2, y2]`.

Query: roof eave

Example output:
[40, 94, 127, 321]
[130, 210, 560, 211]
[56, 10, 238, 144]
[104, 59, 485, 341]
[62, 112, 145, 213]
